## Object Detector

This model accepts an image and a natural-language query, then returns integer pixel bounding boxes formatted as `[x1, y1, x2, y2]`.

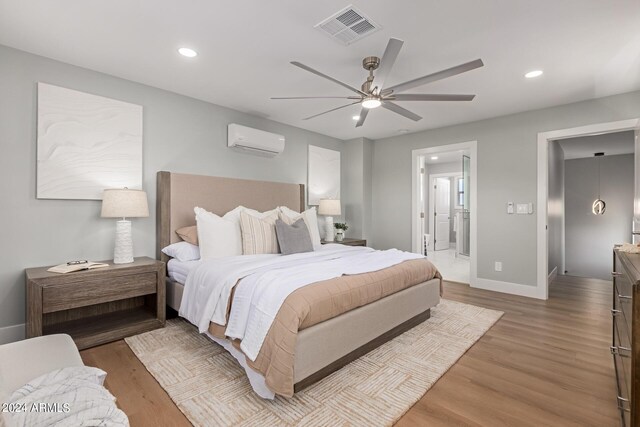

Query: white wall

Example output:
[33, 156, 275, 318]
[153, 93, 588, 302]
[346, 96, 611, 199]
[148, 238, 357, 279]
[342, 137, 373, 241]
[547, 140, 565, 275]
[565, 154, 634, 280]
[0, 45, 347, 340]
[372, 90, 640, 289]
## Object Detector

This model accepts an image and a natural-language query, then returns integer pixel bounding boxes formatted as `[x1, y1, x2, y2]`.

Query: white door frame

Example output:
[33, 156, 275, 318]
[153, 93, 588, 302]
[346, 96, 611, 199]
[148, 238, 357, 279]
[537, 118, 640, 299]
[412, 141, 478, 287]
[428, 172, 462, 252]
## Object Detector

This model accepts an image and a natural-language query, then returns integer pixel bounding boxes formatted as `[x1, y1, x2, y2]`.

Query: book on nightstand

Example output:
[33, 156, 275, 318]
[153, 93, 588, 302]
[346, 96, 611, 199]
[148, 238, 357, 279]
[47, 261, 110, 274]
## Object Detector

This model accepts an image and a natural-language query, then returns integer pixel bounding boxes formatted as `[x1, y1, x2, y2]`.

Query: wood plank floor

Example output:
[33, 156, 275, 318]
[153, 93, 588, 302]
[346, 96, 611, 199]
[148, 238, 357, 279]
[81, 275, 620, 426]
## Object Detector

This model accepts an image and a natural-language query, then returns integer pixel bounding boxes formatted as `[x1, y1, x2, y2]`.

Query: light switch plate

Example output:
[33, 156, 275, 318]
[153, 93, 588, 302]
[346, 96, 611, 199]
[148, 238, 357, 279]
[507, 202, 514, 214]
[516, 203, 529, 214]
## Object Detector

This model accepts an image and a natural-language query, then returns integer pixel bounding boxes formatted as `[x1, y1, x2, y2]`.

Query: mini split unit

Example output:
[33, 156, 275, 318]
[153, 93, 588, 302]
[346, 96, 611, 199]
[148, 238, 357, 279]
[227, 124, 285, 156]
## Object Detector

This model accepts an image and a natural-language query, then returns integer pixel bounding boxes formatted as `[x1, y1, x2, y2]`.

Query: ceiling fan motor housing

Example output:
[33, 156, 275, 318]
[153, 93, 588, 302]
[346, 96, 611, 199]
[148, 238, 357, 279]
[362, 56, 380, 70]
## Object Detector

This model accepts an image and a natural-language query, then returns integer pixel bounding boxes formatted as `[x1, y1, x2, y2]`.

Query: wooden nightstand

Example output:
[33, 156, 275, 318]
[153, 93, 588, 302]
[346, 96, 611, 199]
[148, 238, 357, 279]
[321, 238, 367, 247]
[26, 257, 165, 350]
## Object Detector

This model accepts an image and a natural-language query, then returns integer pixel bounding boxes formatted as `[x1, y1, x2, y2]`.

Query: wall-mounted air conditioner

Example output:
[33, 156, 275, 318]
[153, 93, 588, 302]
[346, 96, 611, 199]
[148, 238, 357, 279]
[227, 124, 285, 156]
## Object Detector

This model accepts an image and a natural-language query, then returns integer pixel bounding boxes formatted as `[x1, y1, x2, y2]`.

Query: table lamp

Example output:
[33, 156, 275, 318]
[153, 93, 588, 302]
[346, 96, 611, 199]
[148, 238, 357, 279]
[101, 188, 149, 264]
[318, 199, 341, 242]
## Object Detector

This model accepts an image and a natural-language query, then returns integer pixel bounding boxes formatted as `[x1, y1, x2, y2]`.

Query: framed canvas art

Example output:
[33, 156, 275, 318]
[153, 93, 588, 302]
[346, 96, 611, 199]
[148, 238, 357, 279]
[308, 145, 340, 205]
[37, 83, 143, 200]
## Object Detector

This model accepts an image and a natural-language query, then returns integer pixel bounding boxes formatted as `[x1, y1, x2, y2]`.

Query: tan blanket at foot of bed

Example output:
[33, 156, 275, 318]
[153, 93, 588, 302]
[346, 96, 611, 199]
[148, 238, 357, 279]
[208, 258, 441, 397]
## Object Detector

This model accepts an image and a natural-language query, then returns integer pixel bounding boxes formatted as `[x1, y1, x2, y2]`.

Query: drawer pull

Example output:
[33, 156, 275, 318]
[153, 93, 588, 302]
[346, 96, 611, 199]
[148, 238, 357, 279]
[612, 271, 623, 277]
[611, 345, 632, 357]
[617, 396, 631, 412]
[611, 309, 622, 316]
[618, 294, 632, 300]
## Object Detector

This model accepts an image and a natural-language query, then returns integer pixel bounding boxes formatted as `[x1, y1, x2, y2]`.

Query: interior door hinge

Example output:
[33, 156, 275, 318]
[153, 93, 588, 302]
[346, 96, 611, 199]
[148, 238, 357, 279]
[420, 212, 425, 218]
[420, 167, 425, 174]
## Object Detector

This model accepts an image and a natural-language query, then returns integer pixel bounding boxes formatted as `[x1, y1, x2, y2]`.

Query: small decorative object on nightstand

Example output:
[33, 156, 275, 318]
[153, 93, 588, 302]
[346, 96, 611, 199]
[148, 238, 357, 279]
[318, 199, 340, 242]
[321, 238, 366, 247]
[101, 188, 149, 264]
[334, 222, 348, 242]
[25, 257, 165, 350]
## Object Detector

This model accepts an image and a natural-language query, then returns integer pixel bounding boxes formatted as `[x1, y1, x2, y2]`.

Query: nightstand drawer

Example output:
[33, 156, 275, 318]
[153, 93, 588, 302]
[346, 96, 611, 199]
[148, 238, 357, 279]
[42, 272, 157, 313]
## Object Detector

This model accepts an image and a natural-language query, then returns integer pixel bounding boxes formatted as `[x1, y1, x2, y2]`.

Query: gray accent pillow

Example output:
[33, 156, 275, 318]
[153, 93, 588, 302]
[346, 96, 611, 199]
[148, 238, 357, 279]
[275, 218, 313, 255]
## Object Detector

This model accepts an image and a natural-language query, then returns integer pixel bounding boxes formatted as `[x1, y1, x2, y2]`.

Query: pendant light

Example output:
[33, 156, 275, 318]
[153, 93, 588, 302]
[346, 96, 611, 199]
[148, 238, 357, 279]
[592, 152, 606, 215]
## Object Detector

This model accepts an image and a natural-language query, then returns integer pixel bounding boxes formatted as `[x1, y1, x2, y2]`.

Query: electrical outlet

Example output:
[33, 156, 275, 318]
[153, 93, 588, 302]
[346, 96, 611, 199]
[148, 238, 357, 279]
[495, 261, 503, 272]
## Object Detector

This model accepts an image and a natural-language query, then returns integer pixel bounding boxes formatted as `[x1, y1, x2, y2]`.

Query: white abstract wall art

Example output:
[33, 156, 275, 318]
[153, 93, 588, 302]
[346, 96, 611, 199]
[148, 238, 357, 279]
[308, 145, 340, 205]
[37, 83, 143, 200]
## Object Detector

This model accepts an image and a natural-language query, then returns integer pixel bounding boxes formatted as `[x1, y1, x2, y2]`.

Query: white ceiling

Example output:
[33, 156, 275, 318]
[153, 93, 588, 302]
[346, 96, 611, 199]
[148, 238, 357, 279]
[1, 1, 639, 140]
[558, 131, 635, 160]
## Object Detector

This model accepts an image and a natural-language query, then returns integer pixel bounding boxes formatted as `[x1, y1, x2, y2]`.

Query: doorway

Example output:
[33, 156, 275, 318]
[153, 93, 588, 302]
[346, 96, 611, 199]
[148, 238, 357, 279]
[412, 141, 477, 285]
[537, 118, 640, 299]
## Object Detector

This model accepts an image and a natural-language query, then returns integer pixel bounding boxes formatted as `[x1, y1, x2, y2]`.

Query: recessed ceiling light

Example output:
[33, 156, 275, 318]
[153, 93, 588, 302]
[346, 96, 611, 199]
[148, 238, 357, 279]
[525, 70, 543, 79]
[178, 47, 198, 58]
[431, 156, 439, 160]
[352, 115, 360, 121]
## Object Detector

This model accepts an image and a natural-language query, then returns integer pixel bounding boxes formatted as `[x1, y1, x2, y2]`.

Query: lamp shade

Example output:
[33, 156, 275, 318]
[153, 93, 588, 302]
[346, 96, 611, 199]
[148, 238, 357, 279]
[318, 199, 341, 216]
[101, 189, 149, 218]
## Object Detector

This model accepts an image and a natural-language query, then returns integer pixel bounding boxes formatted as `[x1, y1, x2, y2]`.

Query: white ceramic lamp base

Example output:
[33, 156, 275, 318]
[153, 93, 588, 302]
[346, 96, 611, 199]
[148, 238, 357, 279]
[114, 219, 134, 264]
[324, 216, 335, 242]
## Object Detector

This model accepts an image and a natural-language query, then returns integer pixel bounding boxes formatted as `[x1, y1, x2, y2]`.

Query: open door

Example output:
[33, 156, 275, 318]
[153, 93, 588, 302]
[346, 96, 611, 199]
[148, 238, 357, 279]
[434, 177, 451, 251]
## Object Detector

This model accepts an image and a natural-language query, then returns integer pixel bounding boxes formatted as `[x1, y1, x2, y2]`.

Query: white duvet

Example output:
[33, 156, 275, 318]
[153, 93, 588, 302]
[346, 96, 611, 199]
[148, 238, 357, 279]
[180, 244, 425, 361]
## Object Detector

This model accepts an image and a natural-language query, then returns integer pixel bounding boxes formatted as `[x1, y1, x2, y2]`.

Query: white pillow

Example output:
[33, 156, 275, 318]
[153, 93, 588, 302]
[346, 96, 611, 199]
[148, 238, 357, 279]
[161, 241, 201, 262]
[221, 206, 278, 224]
[195, 207, 243, 259]
[278, 206, 322, 250]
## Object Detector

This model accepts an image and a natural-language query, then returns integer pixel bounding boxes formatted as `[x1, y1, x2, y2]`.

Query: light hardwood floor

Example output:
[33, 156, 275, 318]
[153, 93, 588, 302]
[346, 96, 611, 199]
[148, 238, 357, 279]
[81, 276, 619, 426]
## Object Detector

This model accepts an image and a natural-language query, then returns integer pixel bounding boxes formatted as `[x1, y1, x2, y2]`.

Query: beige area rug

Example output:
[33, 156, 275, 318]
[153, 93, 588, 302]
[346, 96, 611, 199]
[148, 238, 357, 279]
[125, 299, 502, 426]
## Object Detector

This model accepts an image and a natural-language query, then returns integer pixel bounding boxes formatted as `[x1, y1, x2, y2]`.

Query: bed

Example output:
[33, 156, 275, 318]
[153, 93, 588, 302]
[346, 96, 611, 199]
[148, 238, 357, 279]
[156, 171, 441, 397]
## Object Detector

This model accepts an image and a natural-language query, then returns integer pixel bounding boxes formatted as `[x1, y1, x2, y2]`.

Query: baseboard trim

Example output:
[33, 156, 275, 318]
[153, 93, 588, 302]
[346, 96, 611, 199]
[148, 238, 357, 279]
[548, 266, 558, 285]
[0, 323, 25, 344]
[473, 278, 545, 299]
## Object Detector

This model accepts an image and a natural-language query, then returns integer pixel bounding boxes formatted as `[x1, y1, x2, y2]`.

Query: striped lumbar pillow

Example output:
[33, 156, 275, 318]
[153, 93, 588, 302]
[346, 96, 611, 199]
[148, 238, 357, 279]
[240, 211, 280, 255]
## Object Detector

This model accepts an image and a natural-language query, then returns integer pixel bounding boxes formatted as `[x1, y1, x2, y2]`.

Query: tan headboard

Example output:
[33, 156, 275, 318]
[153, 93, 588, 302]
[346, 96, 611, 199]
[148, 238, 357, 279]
[156, 171, 305, 263]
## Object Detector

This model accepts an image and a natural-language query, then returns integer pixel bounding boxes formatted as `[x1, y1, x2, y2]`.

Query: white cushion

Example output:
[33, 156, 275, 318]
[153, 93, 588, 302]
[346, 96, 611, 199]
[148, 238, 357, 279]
[195, 206, 243, 259]
[0, 334, 84, 398]
[279, 206, 322, 250]
[161, 241, 200, 262]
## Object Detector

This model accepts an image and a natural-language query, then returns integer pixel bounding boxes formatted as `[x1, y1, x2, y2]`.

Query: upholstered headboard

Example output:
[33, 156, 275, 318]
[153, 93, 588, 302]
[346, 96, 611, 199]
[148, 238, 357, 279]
[156, 171, 305, 264]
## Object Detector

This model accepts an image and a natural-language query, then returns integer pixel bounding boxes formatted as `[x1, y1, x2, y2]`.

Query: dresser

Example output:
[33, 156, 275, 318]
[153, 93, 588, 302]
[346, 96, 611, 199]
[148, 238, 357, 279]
[613, 249, 640, 426]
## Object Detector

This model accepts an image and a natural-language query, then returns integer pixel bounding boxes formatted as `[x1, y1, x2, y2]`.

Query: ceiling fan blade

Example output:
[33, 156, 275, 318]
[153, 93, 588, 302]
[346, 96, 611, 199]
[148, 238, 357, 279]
[375, 38, 404, 91]
[391, 94, 476, 101]
[355, 108, 369, 128]
[384, 59, 484, 94]
[382, 102, 422, 121]
[291, 61, 367, 96]
[271, 96, 358, 100]
[303, 101, 362, 121]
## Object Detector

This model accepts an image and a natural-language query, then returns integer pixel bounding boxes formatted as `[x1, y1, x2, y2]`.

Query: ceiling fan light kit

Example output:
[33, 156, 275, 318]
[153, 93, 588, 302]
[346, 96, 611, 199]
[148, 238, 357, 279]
[272, 38, 484, 127]
[362, 97, 381, 109]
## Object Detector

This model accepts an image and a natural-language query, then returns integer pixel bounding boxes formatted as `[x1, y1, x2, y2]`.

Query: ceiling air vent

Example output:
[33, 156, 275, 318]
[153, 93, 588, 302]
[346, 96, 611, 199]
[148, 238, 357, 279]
[315, 5, 382, 46]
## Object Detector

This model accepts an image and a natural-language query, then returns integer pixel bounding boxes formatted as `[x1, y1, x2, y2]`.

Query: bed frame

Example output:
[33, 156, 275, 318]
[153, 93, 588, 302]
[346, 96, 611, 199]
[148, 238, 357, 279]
[156, 171, 440, 392]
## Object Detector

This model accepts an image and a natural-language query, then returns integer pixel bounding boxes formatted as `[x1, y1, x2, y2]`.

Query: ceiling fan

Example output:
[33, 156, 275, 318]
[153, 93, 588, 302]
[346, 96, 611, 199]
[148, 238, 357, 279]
[272, 38, 483, 127]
